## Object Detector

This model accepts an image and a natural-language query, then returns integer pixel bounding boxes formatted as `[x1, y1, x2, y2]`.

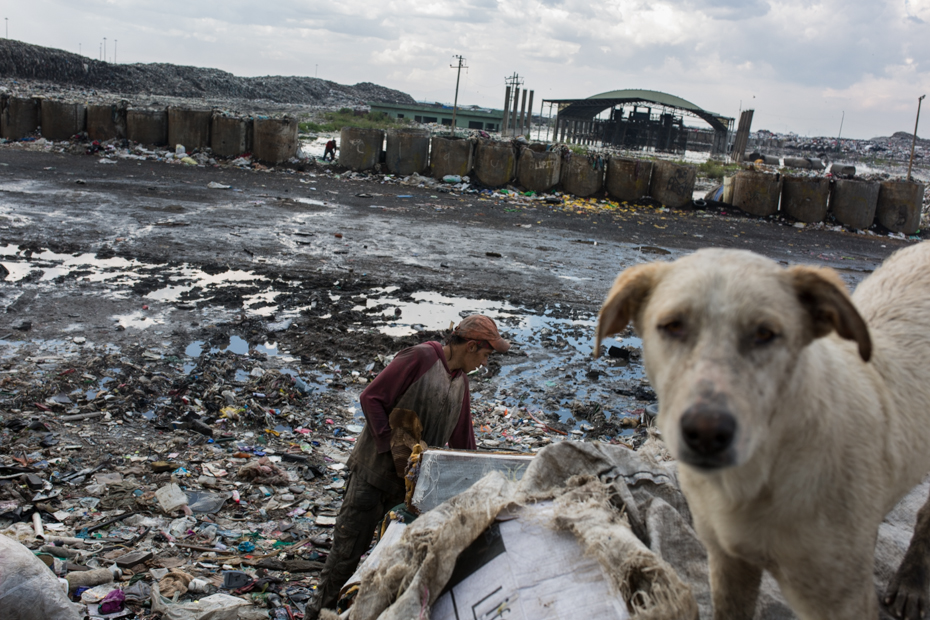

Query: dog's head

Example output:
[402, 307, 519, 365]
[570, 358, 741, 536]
[596, 249, 871, 471]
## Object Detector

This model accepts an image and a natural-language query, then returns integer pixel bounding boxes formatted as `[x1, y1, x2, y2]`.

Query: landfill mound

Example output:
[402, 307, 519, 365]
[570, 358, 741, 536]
[0, 38, 415, 107]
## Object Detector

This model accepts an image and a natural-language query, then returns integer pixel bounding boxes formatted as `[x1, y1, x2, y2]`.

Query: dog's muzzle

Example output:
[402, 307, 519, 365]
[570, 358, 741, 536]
[679, 405, 738, 469]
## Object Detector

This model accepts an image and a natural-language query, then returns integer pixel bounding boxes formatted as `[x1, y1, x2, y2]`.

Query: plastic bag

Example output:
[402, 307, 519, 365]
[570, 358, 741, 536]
[151, 583, 250, 620]
[0, 533, 82, 620]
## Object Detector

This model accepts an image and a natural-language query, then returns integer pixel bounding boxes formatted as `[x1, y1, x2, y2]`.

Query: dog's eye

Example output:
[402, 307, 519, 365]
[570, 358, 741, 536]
[754, 326, 777, 345]
[659, 320, 686, 338]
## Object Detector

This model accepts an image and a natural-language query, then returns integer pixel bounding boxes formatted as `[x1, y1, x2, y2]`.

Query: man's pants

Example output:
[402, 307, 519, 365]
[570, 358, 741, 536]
[310, 473, 404, 617]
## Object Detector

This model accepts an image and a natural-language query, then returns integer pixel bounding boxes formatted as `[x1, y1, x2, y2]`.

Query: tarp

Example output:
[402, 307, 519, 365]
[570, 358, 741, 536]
[0, 533, 82, 620]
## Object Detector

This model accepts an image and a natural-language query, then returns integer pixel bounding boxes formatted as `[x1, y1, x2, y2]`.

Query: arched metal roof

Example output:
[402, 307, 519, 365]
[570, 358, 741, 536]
[547, 89, 730, 133]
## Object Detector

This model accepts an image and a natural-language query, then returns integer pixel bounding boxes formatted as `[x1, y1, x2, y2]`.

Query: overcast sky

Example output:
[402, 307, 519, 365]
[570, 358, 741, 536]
[5, 0, 929, 139]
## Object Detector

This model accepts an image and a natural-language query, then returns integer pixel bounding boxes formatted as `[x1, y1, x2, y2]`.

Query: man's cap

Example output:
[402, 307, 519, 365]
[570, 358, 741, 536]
[454, 314, 510, 353]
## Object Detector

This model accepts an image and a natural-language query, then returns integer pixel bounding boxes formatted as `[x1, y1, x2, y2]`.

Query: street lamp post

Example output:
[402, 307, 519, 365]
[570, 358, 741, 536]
[908, 95, 926, 182]
[114, 39, 117, 63]
[103, 38, 107, 62]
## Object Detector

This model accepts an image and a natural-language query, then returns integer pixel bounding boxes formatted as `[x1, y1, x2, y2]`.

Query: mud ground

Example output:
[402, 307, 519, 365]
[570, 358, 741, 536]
[0, 147, 907, 431]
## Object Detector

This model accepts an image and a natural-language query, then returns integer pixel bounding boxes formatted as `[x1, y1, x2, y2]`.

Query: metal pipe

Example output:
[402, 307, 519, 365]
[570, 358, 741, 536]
[908, 95, 926, 182]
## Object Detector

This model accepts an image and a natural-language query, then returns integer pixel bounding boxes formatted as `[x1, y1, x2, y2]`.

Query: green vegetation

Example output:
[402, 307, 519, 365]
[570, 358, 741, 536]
[696, 159, 740, 180]
[298, 110, 410, 134]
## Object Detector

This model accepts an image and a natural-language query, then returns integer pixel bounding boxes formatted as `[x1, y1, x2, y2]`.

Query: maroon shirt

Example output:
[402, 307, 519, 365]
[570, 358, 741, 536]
[347, 341, 475, 493]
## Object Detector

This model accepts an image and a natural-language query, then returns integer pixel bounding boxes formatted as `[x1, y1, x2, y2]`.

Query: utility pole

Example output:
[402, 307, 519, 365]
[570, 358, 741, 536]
[104, 38, 107, 62]
[502, 73, 523, 137]
[114, 39, 117, 63]
[908, 95, 926, 182]
[450, 55, 467, 137]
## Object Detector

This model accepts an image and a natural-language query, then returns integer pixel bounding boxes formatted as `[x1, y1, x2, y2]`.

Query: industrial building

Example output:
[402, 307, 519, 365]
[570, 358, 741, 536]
[545, 90, 734, 154]
[367, 102, 503, 132]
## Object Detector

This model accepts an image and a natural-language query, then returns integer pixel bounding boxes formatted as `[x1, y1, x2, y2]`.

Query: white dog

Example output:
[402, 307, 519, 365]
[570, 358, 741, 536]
[596, 243, 930, 619]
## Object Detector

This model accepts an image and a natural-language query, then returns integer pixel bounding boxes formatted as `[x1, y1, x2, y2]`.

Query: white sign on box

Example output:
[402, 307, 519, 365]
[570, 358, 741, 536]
[430, 501, 630, 620]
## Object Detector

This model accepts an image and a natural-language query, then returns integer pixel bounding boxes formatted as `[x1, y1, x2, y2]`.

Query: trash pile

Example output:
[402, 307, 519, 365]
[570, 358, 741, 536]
[0, 343, 355, 619]
[0, 286, 658, 619]
[0, 39, 416, 109]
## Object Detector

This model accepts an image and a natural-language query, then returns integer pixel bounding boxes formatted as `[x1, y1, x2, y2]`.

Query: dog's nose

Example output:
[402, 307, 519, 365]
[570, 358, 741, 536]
[680, 408, 736, 457]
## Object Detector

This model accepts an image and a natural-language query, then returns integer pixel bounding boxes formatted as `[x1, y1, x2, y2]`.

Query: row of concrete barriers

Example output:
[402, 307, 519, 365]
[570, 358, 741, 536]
[341, 127, 926, 234]
[723, 171, 926, 234]
[0, 96, 300, 164]
[339, 127, 700, 208]
[3, 98, 922, 233]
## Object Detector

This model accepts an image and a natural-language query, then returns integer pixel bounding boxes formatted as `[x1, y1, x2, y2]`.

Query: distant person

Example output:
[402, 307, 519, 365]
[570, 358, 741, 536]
[323, 139, 337, 161]
[308, 315, 510, 618]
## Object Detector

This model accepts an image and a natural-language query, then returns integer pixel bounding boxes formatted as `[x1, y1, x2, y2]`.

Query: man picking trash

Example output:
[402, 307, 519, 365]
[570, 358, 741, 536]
[310, 314, 510, 617]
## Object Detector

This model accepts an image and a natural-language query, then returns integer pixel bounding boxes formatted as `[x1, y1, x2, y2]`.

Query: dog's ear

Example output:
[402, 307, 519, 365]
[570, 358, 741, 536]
[788, 265, 872, 362]
[595, 262, 668, 357]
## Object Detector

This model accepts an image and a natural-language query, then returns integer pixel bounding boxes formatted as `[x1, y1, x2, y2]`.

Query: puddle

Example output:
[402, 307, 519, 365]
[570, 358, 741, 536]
[291, 197, 329, 207]
[347, 288, 648, 424]
[225, 336, 249, 355]
[0, 244, 275, 310]
[357, 291, 520, 337]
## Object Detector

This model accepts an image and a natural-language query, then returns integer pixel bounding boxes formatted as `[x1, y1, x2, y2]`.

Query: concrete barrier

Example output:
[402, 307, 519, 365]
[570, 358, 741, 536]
[876, 180, 925, 234]
[474, 140, 516, 187]
[168, 107, 212, 150]
[649, 161, 697, 208]
[253, 117, 298, 164]
[385, 128, 429, 176]
[516, 145, 560, 192]
[560, 155, 604, 197]
[783, 157, 812, 170]
[731, 171, 782, 217]
[40, 100, 86, 141]
[87, 104, 126, 141]
[429, 136, 473, 179]
[0, 96, 39, 140]
[127, 108, 168, 146]
[831, 178, 879, 230]
[606, 157, 653, 202]
[339, 127, 384, 171]
[782, 176, 830, 223]
[211, 115, 251, 158]
[830, 163, 856, 178]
